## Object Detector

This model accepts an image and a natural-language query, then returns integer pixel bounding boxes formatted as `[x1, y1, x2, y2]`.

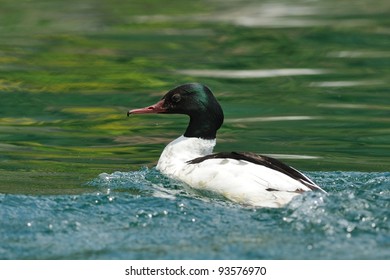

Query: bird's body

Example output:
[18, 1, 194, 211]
[128, 83, 325, 207]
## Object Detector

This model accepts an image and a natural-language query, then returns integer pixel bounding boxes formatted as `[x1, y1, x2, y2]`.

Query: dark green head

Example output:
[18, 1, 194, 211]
[128, 83, 224, 139]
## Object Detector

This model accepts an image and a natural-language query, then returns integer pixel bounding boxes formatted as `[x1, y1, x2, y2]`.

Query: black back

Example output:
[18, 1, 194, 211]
[187, 151, 324, 192]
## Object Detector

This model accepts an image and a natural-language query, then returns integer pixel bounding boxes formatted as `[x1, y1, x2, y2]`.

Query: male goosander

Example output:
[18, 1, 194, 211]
[128, 83, 325, 208]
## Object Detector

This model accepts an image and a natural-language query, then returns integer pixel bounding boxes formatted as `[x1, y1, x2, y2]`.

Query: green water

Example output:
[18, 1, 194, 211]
[1, 0, 389, 195]
[0, 0, 389, 260]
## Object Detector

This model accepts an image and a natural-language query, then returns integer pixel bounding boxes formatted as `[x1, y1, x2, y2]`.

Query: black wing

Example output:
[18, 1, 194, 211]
[187, 151, 325, 192]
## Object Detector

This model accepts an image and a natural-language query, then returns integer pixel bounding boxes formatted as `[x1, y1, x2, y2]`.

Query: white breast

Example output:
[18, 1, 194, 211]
[156, 135, 216, 176]
[157, 136, 311, 208]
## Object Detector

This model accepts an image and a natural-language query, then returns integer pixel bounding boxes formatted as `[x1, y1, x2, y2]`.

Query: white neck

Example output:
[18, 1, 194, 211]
[156, 135, 216, 176]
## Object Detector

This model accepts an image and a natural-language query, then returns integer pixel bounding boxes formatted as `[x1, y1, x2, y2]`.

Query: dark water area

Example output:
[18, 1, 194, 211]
[0, 0, 389, 259]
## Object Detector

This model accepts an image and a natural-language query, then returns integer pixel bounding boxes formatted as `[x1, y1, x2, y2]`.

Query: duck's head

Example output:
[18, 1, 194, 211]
[128, 83, 224, 139]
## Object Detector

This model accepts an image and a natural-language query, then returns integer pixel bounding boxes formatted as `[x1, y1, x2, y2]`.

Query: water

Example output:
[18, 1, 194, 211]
[0, 0, 389, 259]
[1, 169, 389, 259]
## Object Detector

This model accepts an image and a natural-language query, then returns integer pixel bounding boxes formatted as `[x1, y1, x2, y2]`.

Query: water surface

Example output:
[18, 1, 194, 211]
[0, 0, 389, 259]
[1, 169, 389, 259]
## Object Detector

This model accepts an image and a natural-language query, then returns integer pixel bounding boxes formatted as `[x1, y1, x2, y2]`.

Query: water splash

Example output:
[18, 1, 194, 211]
[1, 170, 389, 259]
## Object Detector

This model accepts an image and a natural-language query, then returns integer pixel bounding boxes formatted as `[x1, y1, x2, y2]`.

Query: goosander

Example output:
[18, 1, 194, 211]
[127, 83, 325, 208]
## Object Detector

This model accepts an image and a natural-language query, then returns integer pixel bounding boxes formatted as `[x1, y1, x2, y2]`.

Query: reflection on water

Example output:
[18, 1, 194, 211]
[0, 0, 389, 259]
[201, 2, 323, 28]
[310, 80, 383, 87]
[225, 115, 318, 123]
[263, 154, 319, 160]
[318, 103, 390, 111]
[328, 51, 390, 58]
[0, 0, 389, 185]
[179, 69, 328, 78]
[134, 2, 324, 28]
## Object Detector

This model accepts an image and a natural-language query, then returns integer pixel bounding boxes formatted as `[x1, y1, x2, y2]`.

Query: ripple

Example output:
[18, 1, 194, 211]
[310, 80, 383, 87]
[208, 3, 323, 28]
[133, 3, 325, 28]
[226, 116, 319, 123]
[264, 154, 320, 160]
[88, 168, 184, 200]
[317, 103, 390, 110]
[327, 51, 390, 58]
[179, 69, 328, 79]
[1, 171, 389, 259]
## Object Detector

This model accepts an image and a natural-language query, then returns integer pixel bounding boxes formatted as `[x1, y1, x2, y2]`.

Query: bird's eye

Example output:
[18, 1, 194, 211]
[171, 93, 181, 103]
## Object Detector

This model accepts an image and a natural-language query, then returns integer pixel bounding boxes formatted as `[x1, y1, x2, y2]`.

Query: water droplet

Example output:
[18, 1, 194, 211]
[346, 225, 355, 232]
[191, 218, 196, 222]
[27, 222, 32, 227]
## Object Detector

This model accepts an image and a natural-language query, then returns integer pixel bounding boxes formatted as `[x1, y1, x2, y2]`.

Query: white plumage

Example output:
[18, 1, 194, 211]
[157, 136, 319, 208]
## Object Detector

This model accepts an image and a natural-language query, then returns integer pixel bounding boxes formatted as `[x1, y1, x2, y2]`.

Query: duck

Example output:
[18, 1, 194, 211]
[127, 83, 325, 208]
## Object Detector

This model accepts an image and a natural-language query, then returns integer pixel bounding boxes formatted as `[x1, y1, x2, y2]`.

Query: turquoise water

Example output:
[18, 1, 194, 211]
[0, 0, 389, 259]
[1, 170, 389, 259]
